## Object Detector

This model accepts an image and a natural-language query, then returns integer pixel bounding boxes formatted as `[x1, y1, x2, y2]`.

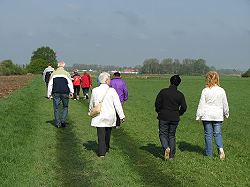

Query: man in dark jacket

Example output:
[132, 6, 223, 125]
[47, 61, 74, 128]
[155, 75, 187, 160]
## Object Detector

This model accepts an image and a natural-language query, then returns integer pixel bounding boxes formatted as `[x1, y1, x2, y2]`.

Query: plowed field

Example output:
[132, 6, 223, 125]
[0, 75, 34, 98]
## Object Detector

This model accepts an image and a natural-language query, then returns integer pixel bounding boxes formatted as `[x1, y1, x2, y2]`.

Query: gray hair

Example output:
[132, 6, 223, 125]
[58, 61, 65, 68]
[98, 72, 110, 84]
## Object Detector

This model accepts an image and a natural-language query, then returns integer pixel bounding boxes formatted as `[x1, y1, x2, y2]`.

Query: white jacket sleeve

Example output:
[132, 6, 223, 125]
[196, 89, 206, 120]
[66, 76, 74, 93]
[222, 90, 229, 118]
[113, 90, 125, 119]
[47, 78, 53, 97]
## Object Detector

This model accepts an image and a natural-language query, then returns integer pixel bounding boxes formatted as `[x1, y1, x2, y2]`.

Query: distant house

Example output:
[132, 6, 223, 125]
[110, 69, 139, 74]
[121, 69, 139, 74]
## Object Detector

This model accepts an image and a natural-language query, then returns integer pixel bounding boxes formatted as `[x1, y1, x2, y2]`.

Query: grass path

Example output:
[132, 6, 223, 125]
[0, 76, 250, 186]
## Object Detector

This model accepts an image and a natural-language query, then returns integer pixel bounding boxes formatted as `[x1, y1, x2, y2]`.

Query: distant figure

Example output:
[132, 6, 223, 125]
[155, 75, 187, 160]
[43, 64, 54, 88]
[47, 61, 74, 128]
[196, 71, 229, 160]
[110, 72, 128, 128]
[89, 72, 125, 157]
[81, 71, 92, 99]
[72, 70, 81, 100]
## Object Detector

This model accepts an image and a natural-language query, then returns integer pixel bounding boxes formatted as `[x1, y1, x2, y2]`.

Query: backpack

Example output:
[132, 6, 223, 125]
[45, 71, 53, 83]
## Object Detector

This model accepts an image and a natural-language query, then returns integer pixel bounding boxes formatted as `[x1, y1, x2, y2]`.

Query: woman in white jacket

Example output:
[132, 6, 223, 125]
[89, 72, 125, 157]
[196, 71, 229, 160]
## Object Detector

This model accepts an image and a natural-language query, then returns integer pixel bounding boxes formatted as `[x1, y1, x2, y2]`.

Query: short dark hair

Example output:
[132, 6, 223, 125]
[170, 75, 181, 86]
[113, 72, 121, 77]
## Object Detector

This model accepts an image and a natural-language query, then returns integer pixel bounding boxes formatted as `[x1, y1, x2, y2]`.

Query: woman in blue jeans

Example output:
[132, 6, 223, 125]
[196, 71, 229, 160]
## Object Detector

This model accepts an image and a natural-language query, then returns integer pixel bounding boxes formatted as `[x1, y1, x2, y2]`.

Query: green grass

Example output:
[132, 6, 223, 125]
[0, 75, 249, 186]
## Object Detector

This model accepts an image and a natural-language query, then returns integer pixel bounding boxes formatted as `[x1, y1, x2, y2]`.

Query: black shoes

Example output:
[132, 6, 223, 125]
[61, 123, 66, 128]
[55, 123, 66, 128]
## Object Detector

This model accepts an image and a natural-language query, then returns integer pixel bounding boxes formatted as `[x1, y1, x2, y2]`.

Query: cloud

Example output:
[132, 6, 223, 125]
[114, 10, 145, 26]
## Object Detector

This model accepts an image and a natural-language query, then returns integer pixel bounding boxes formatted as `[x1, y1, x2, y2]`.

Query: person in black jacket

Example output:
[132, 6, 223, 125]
[155, 75, 187, 160]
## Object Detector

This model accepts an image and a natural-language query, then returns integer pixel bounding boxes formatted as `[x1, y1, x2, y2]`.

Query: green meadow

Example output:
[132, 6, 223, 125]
[0, 75, 249, 186]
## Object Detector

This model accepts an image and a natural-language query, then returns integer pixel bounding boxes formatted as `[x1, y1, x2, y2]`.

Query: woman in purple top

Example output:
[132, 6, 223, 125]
[110, 72, 128, 128]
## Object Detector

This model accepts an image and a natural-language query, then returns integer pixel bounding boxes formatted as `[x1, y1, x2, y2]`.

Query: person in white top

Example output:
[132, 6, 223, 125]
[196, 71, 229, 160]
[89, 72, 125, 157]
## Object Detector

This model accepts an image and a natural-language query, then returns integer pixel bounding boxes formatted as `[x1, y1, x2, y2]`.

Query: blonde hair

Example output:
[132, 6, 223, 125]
[205, 71, 220, 88]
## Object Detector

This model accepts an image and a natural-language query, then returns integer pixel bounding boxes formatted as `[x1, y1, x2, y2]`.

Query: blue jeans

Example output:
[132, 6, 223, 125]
[203, 121, 223, 157]
[53, 93, 69, 126]
[159, 120, 179, 158]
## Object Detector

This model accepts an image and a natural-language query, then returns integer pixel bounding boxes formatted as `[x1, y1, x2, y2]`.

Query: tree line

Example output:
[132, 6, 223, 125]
[140, 58, 213, 75]
[1, 45, 249, 77]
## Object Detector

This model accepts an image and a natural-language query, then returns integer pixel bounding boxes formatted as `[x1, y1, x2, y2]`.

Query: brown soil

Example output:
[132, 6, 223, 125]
[0, 75, 34, 98]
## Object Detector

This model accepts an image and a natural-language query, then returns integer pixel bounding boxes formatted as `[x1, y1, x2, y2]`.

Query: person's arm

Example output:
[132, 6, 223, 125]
[47, 77, 53, 98]
[155, 91, 162, 113]
[66, 76, 74, 95]
[113, 89, 125, 120]
[88, 89, 95, 114]
[222, 90, 229, 118]
[196, 89, 206, 120]
[123, 81, 128, 102]
[179, 94, 187, 116]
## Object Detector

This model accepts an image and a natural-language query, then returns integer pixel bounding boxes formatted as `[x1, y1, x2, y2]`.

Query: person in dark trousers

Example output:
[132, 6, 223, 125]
[81, 71, 92, 99]
[110, 72, 128, 129]
[47, 61, 74, 128]
[155, 75, 187, 160]
[72, 70, 81, 100]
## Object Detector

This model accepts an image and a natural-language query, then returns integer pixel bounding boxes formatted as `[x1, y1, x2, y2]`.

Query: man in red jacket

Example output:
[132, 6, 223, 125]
[81, 71, 92, 99]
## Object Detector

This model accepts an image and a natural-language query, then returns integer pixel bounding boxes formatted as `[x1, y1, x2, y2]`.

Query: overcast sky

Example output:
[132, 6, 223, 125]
[0, 0, 249, 70]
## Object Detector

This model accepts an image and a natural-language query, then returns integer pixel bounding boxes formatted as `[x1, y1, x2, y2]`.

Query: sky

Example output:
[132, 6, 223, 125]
[0, 0, 249, 70]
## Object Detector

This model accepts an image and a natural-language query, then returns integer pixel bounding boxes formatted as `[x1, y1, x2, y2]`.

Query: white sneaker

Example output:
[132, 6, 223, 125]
[219, 148, 225, 160]
[164, 147, 170, 160]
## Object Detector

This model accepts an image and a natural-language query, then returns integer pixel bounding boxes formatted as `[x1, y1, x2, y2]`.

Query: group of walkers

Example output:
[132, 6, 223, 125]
[71, 70, 92, 100]
[43, 61, 229, 161]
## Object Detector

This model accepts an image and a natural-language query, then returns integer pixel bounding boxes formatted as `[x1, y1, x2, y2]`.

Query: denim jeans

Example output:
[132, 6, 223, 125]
[203, 121, 223, 157]
[159, 120, 179, 158]
[52, 93, 69, 126]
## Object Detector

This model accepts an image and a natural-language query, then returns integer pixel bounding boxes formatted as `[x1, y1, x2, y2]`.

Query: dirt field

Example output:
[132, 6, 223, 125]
[0, 75, 34, 98]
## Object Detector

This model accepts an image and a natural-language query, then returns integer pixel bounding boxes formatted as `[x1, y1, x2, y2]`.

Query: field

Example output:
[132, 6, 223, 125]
[0, 75, 249, 186]
[0, 75, 33, 98]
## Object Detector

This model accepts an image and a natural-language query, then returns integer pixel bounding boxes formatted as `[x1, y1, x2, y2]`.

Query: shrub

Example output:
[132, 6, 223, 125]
[0, 60, 27, 75]
[241, 68, 250, 77]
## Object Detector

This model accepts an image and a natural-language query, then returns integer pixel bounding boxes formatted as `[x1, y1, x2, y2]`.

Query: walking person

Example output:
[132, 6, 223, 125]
[47, 61, 74, 128]
[89, 72, 125, 157]
[42, 64, 54, 97]
[155, 75, 187, 160]
[110, 72, 128, 129]
[72, 70, 81, 100]
[196, 71, 229, 160]
[81, 71, 92, 99]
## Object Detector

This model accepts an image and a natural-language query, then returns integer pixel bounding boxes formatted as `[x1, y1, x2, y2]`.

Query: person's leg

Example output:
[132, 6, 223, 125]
[85, 88, 89, 99]
[168, 122, 179, 158]
[73, 86, 77, 99]
[203, 121, 213, 157]
[52, 93, 61, 127]
[76, 86, 80, 100]
[82, 88, 87, 98]
[97, 127, 106, 156]
[159, 120, 170, 153]
[213, 121, 225, 160]
[105, 127, 112, 152]
[61, 94, 69, 126]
